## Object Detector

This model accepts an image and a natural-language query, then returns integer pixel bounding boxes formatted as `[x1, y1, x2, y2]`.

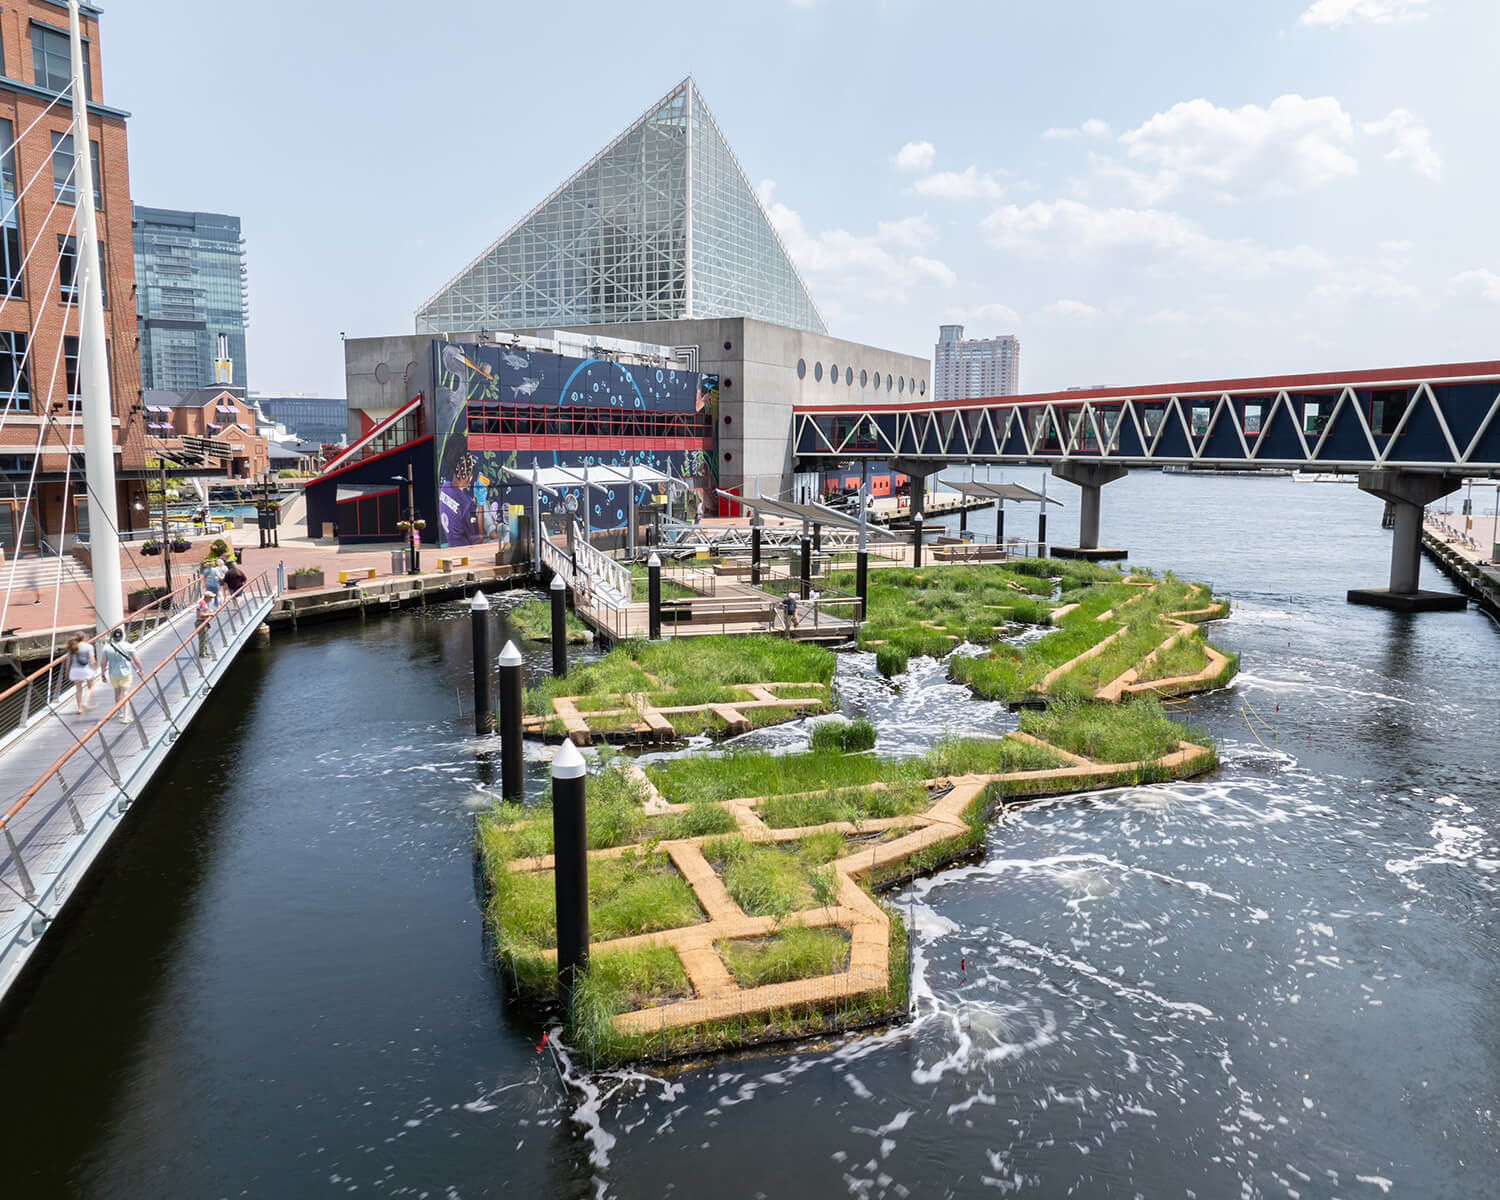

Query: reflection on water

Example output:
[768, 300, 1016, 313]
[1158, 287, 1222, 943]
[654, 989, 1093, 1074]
[0, 473, 1497, 1198]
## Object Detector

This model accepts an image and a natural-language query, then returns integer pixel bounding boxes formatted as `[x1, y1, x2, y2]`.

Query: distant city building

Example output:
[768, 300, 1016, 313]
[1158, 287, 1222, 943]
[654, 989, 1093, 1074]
[143, 386, 267, 479]
[933, 324, 1020, 402]
[249, 392, 347, 446]
[133, 205, 248, 391]
[414, 77, 825, 337]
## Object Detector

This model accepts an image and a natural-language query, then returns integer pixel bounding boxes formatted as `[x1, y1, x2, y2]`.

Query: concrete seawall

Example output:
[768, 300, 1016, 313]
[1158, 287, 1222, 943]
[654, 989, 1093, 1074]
[1421, 528, 1500, 624]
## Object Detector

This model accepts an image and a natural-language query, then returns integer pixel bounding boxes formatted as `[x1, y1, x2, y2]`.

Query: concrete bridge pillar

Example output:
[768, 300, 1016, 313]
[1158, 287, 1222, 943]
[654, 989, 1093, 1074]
[891, 458, 942, 523]
[1348, 470, 1467, 611]
[1049, 463, 1129, 560]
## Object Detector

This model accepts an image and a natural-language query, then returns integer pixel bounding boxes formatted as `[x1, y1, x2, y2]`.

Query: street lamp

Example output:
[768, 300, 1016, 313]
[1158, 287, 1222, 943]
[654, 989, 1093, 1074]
[393, 464, 419, 573]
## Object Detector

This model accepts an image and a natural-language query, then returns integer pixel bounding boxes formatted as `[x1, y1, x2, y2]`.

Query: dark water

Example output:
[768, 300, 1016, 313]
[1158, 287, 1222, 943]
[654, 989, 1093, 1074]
[1, 473, 1497, 1199]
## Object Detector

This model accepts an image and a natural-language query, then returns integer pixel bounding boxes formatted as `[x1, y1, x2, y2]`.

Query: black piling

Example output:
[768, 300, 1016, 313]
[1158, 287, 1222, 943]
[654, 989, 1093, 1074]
[648, 552, 662, 640]
[799, 537, 811, 600]
[813, 522, 822, 554]
[1038, 508, 1047, 557]
[549, 573, 568, 678]
[750, 522, 762, 587]
[471, 592, 494, 736]
[551, 739, 589, 1018]
[912, 512, 924, 569]
[498, 640, 524, 803]
[855, 550, 868, 619]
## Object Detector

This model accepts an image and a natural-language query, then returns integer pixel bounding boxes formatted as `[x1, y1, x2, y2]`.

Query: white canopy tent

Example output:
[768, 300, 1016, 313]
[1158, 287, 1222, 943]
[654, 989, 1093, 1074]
[500, 462, 692, 565]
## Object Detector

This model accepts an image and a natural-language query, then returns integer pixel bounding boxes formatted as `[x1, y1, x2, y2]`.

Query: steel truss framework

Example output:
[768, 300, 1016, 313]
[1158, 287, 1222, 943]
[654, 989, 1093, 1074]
[792, 362, 1500, 475]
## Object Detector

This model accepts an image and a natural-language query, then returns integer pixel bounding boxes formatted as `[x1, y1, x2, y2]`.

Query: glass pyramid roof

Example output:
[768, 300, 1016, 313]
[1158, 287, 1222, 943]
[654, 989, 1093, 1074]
[414, 78, 826, 336]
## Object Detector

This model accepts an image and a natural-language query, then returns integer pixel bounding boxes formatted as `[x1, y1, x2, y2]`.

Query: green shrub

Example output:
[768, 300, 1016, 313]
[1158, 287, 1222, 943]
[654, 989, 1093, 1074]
[810, 717, 877, 753]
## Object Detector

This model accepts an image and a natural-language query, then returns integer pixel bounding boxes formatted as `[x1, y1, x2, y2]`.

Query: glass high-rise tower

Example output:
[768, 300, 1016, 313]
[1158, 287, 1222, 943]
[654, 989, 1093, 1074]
[414, 77, 826, 336]
[133, 205, 249, 390]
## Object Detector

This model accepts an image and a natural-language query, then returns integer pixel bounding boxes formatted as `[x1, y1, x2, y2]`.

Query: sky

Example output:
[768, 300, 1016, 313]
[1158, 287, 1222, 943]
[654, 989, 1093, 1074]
[111, 0, 1500, 397]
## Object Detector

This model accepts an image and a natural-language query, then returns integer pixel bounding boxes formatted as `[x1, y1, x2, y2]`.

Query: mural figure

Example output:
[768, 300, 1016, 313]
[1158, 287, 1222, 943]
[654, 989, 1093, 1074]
[439, 452, 481, 546]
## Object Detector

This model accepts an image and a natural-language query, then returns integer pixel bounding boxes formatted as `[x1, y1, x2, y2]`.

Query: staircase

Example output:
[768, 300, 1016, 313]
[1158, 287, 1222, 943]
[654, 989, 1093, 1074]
[0, 552, 92, 596]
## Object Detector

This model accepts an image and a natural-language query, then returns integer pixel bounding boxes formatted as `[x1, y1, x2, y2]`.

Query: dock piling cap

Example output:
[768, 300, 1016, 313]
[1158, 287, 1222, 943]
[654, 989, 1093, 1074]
[647, 552, 661, 568]
[470, 590, 490, 611]
[550, 574, 565, 590]
[498, 640, 523, 667]
[552, 738, 586, 780]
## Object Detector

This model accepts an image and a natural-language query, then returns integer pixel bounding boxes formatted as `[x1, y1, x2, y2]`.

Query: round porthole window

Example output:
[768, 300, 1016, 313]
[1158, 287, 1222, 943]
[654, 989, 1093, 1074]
[723, 451, 733, 462]
[860, 369, 868, 388]
[872, 373, 881, 391]
[724, 377, 733, 388]
[919, 379, 926, 396]
[814, 362, 823, 382]
[898, 376, 905, 394]
[886, 374, 894, 391]
[797, 359, 806, 379]
[723, 340, 733, 351]
[845, 366, 853, 385]
[830, 364, 839, 383]
[723, 414, 733, 425]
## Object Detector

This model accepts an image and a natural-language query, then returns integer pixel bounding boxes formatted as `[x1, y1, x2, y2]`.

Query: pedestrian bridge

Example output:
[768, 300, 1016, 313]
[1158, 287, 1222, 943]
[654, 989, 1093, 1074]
[0, 572, 277, 1003]
[791, 360, 1500, 610]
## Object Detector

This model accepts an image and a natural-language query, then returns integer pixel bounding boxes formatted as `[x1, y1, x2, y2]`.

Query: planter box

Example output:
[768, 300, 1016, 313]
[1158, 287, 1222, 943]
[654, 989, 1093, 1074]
[287, 571, 325, 591]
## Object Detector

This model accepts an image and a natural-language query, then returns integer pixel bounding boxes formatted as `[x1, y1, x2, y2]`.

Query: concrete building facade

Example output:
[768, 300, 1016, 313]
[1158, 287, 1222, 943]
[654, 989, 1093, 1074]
[248, 392, 346, 447]
[933, 323, 1020, 402]
[0, 0, 147, 554]
[132, 205, 248, 390]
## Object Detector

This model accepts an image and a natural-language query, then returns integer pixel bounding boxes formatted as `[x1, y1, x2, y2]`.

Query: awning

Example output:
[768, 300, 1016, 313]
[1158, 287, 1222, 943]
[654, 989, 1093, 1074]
[717, 491, 895, 534]
[941, 479, 1062, 505]
[336, 483, 399, 502]
[500, 464, 688, 492]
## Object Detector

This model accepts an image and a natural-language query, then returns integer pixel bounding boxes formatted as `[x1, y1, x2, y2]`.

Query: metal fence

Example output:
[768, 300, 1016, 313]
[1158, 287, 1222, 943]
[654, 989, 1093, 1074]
[1, 572, 276, 903]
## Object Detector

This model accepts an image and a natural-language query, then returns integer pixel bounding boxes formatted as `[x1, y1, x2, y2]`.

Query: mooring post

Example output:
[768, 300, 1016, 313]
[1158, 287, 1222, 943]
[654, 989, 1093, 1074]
[498, 640, 524, 803]
[470, 591, 494, 735]
[750, 520, 762, 587]
[856, 462, 869, 619]
[648, 551, 662, 640]
[549, 574, 567, 678]
[1037, 475, 1048, 557]
[799, 536, 811, 599]
[912, 512, 924, 569]
[813, 521, 821, 554]
[552, 738, 589, 1018]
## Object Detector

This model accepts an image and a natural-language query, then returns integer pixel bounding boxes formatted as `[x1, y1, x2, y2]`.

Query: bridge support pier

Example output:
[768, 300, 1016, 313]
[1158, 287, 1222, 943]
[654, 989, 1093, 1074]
[1049, 463, 1129, 561]
[1348, 470, 1467, 611]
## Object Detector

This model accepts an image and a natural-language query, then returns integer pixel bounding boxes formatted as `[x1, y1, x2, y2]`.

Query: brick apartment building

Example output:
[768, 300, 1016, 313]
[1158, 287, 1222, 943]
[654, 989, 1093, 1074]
[0, 0, 146, 557]
[143, 386, 269, 480]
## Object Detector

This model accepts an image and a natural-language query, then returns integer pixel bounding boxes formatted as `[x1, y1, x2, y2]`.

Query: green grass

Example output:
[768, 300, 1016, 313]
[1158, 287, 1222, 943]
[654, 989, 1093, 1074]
[524, 635, 834, 724]
[719, 927, 850, 987]
[1019, 695, 1204, 764]
[1135, 629, 1210, 682]
[702, 834, 844, 920]
[479, 758, 652, 857]
[627, 561, 698, 602]
[509, 598, 590, 644]
[810, 717, 877, 753]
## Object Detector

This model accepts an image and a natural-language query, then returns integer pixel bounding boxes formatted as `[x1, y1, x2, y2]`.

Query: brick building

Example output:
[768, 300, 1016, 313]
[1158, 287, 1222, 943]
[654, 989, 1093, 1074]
[143, 386, 269, 481]
[0, 0, 146, 556]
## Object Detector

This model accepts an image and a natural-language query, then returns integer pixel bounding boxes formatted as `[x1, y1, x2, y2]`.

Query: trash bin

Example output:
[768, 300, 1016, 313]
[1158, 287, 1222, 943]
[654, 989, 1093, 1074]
[391, 549, 406, 575]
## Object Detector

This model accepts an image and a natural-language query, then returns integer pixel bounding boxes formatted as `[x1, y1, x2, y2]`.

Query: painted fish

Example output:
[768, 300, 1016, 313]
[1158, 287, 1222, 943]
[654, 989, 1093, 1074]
[511, 378, 541, 397]
[501, 351, 528, 370]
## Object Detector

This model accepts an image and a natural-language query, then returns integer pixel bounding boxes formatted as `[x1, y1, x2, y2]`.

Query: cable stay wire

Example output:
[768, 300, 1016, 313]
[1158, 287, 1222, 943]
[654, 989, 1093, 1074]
[0, 81, 75, 235]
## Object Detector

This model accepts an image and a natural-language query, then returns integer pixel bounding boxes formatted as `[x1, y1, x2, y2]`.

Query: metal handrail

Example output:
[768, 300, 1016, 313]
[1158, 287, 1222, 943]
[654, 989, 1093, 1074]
[1, 571, 274, 833]
[0, 571, 208, 741]
[571, 521, 630, 607]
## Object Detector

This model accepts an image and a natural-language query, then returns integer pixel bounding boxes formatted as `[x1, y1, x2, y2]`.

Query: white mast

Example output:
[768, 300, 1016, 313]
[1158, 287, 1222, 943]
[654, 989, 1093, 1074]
[69, 0, 122, 629]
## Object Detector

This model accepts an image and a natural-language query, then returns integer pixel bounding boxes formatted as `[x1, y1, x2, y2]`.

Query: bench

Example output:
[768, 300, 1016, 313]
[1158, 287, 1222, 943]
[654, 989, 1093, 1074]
[339, 567, 377, 584]
[437, 555, 470, 572]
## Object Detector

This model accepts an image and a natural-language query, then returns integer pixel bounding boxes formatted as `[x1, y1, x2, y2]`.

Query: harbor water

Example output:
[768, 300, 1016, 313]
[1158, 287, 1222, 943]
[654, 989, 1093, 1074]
[0, 472, 1497, 1198]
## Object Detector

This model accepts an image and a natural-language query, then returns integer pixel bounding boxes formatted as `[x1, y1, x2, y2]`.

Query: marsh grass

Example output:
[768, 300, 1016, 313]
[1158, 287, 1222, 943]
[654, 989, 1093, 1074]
[1018, 695, 1207, 764]
[702, 834, 849, 919]
[1136, 629, 1210, 682]
[719, 927, 850, 987]
[810, 717, 877, 753]
[510, 598, 590, 644]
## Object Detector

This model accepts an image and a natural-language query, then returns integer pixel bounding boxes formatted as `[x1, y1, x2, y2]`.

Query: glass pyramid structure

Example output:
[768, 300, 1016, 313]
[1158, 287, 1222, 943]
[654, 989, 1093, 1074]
[414, 78, 826, 336]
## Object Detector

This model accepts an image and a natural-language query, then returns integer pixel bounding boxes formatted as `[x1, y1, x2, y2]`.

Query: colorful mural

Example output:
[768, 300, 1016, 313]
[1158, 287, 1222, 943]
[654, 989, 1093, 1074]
[429, 341, 712, 548]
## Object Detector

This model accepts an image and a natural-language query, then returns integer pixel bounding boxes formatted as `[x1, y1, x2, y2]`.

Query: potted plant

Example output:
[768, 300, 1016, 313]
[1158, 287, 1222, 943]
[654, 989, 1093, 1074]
[127, 585, 168, 612]
[169, 537, 192, 553]
[140, 539, 162, 556]
[397, 520, 412, 533]
[210, 537, 232, 559]
[288, 565, 325, 590]
[413, 518, 427, 531]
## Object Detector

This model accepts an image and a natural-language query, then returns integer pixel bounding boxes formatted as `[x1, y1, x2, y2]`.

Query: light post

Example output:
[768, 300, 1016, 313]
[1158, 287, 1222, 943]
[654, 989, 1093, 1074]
[393, 465, 418, 573]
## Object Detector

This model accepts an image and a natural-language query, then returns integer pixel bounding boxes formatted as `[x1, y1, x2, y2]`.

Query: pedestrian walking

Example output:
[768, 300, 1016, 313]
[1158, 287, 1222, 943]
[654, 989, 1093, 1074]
[783, 590, 800, 629]
[224, 559, 247, 596]
[101, 628, 143, 723]
[202, 557, 222, 608]
[196, 592, 213, 657]
[66, 633, 97, 714]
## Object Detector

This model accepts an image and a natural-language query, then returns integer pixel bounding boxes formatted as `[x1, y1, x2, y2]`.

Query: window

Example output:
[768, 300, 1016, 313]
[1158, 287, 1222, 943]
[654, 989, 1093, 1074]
[1370, 388, 1408, 436]
[919, 380, 926, 396]
[898, 376, 905, 394]
[32, 23, 90, 100]
[1191, 405, 1211, 436]
[50, 132, 101, 208]
[0, 331, 30, 411]
[58, 235, 106, 306]
[830, 363, 838, 384]
[1243, 403, 1262, 435]
[796, 358, 806, 380]
[860, 369, 868, 388]
[64, 334, 81, 411]
[1303, 401, 1327, 436]
[0, 120, 17, 301]
[1143, 406, 1164, 436]
[886, 374, 893, 391]
[814, 362, 823, 382]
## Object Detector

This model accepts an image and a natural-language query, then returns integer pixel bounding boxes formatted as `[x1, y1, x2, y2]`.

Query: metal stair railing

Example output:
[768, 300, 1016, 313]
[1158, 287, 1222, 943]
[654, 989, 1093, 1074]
[571, 522, 631, 609]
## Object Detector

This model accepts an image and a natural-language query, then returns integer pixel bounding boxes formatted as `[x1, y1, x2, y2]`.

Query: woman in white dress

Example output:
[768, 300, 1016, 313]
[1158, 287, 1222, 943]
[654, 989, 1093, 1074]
[66, 634, 97, 714]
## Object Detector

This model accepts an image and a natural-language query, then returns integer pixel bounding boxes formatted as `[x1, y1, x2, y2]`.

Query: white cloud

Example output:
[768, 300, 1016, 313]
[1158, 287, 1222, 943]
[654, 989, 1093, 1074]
[1362, 109, 1440, 178]
[912, 166, 1006, 200]
[1380, 239, 1414, 255]
[1300, 0, 1428, 27]
[1449, 268, 1500, 302]
[1045, 299, 1100, 318]
[894, 140, 936, 172]
[1312, 270, 1421, 301]
[1115, 94, 1358, 202]
[980, 197, 1332, 278]
[1043, 118, 1112, 140]
[758, 179, 957, 292]
[944, 302, 1021, 325]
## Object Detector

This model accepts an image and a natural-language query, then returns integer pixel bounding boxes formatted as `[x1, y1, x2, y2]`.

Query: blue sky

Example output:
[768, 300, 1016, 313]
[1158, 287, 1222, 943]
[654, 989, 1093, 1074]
[112, 0, 1499, 396]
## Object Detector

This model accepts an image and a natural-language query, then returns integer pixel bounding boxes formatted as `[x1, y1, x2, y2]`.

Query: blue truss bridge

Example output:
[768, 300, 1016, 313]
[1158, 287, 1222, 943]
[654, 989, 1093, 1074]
[792, 359, 1500, 611]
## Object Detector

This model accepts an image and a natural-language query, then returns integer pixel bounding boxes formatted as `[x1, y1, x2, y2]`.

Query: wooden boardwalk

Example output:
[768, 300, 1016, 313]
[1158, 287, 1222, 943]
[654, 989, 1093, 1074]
[0, 576, 278, 1002]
